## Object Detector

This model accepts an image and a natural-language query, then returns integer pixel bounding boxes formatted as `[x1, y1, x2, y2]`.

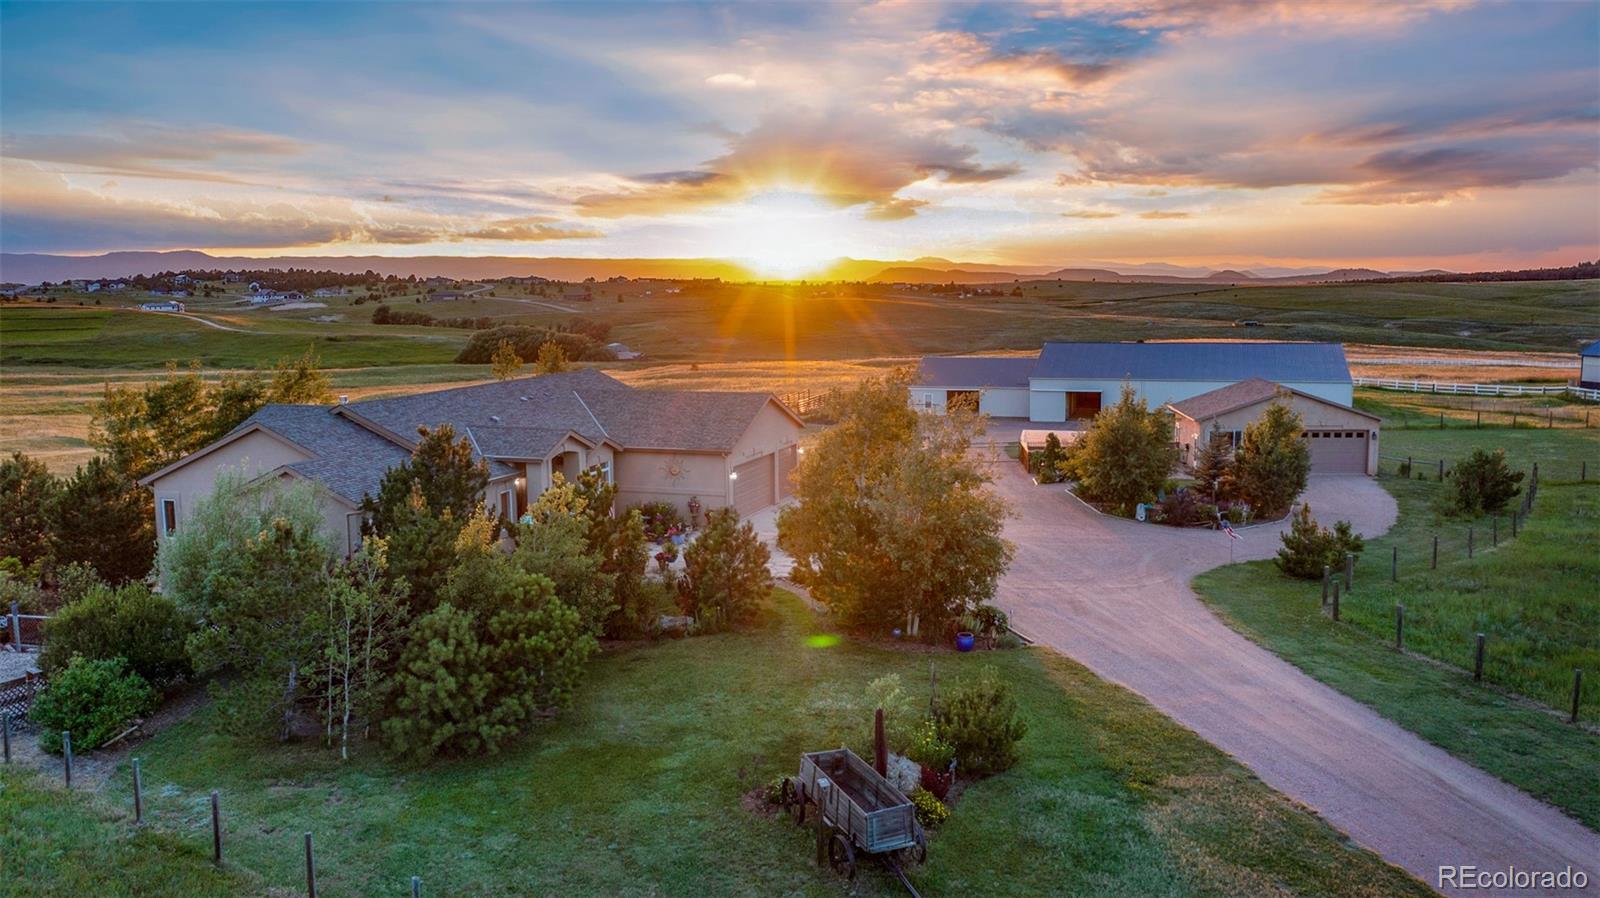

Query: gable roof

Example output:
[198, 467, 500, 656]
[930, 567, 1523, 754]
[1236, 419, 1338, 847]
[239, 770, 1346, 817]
[1582, 339, 1600, 357]
[1166, 378, 1380, 423]
[235, 405, 419, 504]
[1034, 341, 1352, 383]
[915, 356, 1035, 388]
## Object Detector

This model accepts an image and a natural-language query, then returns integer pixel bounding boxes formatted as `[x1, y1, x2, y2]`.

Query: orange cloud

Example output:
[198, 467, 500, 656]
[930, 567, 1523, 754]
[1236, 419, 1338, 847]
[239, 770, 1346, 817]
[1138, 210, 1192, 219]
[1062, 209, 1119, 219]
[574, 114, 1018, 219]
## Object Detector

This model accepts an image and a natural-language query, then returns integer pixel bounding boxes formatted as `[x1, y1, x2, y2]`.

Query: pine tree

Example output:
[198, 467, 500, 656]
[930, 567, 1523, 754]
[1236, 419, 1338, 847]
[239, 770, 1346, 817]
[534, 340, 570, 375]
[1192, 425, 1234, 501]
[1232, 400, 1309, 517]
[490, 339, 523, 380]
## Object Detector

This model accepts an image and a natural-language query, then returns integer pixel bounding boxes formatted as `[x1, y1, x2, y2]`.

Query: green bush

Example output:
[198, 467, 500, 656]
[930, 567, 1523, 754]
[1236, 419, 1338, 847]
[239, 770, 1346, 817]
[909, 787, 950, 827]
[1448, 448, 1524, 516]
[1274, 505, 1365, 580]
[40, 582, 194, 684]
[1230, 401, 1310, 518]
[678, 508, 772, 631]
[52, 562, 105, 606]
[631, 501, 686, 541]
[935, 666, 1027, 775]
[904, 717, 955, 769]
[1066, 385, 1177, 515]
[455, 325, 613, 365]
[31, 656, 156, 753]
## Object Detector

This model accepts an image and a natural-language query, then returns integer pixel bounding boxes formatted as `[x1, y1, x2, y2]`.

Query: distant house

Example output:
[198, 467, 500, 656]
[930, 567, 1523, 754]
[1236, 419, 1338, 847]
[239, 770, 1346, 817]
[85, 282, 102, 292]
[430, 291, 464, 302]
[248, 281, 263, 293]
[141, 300, 186, 313]
[312, 287, 342, 297]
[139, 369, 805, 556]
[607, 342, 642, 360]
[249, 291, 303, 307]
[912, 341, 1378, 476]
[562, 288, 591, 303]
[170, 290, 190, 298]
[108, 282, 127, 291]
[174, 274, 191, 285]
[1580, 340, 1600, 389]
[424, 276, 454, 288]
[69, 279, 90, 290]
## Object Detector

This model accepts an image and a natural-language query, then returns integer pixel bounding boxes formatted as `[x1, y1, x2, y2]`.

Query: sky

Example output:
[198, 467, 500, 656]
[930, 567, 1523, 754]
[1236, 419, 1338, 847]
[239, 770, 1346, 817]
[1, 0, 1597, 276]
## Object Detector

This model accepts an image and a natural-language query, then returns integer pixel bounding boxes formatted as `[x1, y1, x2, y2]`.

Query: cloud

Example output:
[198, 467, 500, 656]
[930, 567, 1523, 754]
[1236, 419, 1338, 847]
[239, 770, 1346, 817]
[1315, 143, 1600, 204]
[1044, 0, 1471, 37]
[705, 72, 758, 89]
[458, 216, 603, 241]
[1138, 210, 1192, 219]
[574, 113, 1018, 219]
[1062, 209, 1119, 219]
[1, 122, 305, 184]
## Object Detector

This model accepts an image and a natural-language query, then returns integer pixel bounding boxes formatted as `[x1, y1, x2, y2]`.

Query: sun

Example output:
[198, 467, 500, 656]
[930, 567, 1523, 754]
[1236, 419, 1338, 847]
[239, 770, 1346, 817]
[707, 190, 854, 279]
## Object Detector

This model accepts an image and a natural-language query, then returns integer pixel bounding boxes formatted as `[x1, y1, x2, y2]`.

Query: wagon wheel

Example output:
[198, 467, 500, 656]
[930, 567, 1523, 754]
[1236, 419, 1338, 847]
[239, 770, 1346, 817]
[897, 826, 928, 866]
[828, 832, 857, 880]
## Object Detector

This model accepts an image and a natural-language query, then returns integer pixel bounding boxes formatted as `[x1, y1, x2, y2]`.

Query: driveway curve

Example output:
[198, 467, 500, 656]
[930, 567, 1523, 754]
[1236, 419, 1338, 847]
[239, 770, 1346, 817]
[979, 437, 1599, 896]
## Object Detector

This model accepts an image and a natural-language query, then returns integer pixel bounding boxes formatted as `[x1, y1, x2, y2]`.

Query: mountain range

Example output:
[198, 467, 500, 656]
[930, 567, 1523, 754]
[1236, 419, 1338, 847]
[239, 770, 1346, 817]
[0, 249, 1455, 287]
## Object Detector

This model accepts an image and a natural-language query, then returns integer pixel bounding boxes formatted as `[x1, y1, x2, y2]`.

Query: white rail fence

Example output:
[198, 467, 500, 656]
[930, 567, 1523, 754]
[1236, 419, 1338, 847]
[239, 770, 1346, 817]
[1353, 376, 1600, 402]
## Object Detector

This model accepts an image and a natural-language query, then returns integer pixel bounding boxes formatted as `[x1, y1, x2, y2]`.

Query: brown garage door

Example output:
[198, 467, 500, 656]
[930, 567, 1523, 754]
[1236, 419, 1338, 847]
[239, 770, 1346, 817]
[733, 454, 775, 516]
[1306, 430, 1367, 474]
[777, 445, 798, 498]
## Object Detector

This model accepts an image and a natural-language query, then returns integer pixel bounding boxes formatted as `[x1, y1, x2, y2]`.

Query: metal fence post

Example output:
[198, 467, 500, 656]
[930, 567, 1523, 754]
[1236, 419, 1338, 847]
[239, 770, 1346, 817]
[1474, 633, 1486, 682]
[1432, 534, 1438, 569]
[412, 876, 422, 898]
[1321, 566, 1330, 606]
[1572, 670, 1584, 725]
[1492, 517, 1498, 547]
[62, 731, 73, 788]
[1344, 552, 1354, 592]
[1437, 458, 1445, 481]
[1330, 581, 1341, 622]
[1395, 604, 1404, 651]
[9, 602, 20, 650]
[1468, 526, 1474, 559]
[211, 791, 223, 863]
[1391, 546, 1397, 582]
[133, 757, 144, 824]
[304, 832, 318, 898]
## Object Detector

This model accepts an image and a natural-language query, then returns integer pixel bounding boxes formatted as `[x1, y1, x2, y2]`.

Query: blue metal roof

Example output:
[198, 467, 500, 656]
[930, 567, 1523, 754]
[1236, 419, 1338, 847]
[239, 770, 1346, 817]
[1033, 342, 1351, 383]
[915, 356, 1036, 388]
[1581, 339, 1600, 357]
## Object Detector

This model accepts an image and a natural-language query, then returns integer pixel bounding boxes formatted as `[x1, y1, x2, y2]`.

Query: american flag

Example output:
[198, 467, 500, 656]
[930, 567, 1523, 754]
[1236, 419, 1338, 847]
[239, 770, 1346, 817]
[1221, 519, 1242, 540]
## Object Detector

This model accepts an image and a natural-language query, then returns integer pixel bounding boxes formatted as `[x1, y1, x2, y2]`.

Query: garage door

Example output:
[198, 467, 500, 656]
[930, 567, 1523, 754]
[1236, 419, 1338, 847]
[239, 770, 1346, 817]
[777, 445, 798, 498]
[733, 454, 775, 516]
[1306, 430, 1367, 474]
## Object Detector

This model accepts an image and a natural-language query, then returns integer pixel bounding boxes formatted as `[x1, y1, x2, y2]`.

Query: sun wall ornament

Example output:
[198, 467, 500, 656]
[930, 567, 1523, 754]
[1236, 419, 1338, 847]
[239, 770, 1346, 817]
[660, 456, 689, 483]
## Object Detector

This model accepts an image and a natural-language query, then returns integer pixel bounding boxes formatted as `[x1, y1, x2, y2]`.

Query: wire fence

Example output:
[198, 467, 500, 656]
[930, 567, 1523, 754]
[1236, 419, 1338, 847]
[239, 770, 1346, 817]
[1377, 453, 1593, 484]
[1353, 376, 1600, 402]
[1315, 462, 1594, 724]
[1380, 404, 1597, 431]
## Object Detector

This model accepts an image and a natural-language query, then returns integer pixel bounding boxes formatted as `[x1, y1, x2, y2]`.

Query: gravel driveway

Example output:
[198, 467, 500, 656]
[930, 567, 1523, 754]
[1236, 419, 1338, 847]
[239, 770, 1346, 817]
[977, 431, 1599, 896]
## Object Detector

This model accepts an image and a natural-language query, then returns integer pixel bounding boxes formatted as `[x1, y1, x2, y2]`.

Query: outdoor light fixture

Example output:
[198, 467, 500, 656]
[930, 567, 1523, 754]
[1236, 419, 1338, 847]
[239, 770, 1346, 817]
[729, 471, 739, 480]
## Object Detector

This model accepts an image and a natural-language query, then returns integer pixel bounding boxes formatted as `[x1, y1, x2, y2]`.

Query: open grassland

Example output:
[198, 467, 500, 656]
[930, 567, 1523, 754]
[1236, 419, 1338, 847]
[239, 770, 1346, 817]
[1356, 390, 1600, 433]
[10, 592, 1429, 898]
[1195, 426, 1600, 829]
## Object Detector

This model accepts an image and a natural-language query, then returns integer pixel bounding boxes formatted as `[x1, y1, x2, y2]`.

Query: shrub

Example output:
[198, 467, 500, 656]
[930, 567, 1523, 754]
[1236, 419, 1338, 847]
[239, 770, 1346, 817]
[1035, 432, 1066, 484]
[1448, 448, 1524, 516]
[53, 562, 104, 606]
[1191, 426, 1234, 501]
[908, 787, 950, 827]
[454, 325, 613, 364]
[632, 501, 685, 541]
[994, 632, 1023, 650]
[678, 508, 772, 631]
[40, 583, 193, 684]
[935, 666, 1027, 775]
[972, 604, 1009, 642]
[1275, 505, 1365, 579]
[0, 451, 59, 569]
[1152, 488, 1203, 527]
[1230, 401, 1310, 517]
[762, 774, 789, 806]
[31, 656, 156, 753]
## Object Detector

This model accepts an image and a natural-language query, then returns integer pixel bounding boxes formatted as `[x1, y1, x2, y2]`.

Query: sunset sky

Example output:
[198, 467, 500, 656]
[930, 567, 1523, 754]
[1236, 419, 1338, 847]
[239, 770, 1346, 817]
[2, 1, 1597, 276]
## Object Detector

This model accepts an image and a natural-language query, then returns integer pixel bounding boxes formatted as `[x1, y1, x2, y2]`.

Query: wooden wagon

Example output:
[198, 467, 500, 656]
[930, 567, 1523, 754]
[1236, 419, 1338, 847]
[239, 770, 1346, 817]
[781, 748, 926, 889]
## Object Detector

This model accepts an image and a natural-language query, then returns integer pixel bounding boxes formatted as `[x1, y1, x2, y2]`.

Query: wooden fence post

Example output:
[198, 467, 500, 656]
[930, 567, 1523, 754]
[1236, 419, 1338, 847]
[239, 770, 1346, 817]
[1344, 552, 1354, 592]
[412, 876, 422, 898]
[1395, 604, 1404, 651]
[1475, 411, 1480, 428]
[1437, 459, 1445, 481]
[1321, 566, 1330, 606]
[1432, 534, 1439, 569]
[304, 832, 318, 898]
[211, 791, 223, 863]
[1438, 411, 1444, 429]
[133, 757, 144, 824]
[9, 601, 20, 650]
[1473, 633, 1486, 682]
[1492, 517, 1498, 547]
[1467, 526, 1474, 559]
[1572, 670, 1584, 725]
[62, 731, 73, 788]
[1330, 581, 1341, 622]
[1391, 546, 1397, 582]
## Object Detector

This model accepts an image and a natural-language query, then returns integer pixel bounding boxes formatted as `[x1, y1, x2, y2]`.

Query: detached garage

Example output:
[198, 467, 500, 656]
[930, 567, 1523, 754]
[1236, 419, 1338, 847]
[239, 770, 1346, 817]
[1167, 378, 1381, 476]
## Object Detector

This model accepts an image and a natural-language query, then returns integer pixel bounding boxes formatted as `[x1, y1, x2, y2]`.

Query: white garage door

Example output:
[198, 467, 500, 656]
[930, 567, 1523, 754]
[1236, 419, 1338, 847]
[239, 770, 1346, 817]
[1306, 430, 1367, 474]
[734, 454, 775, 516]
[979, 388, 1030, 418]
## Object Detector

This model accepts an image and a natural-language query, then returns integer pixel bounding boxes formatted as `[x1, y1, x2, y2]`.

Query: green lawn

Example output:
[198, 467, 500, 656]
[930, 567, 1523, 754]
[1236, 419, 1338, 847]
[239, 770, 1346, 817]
[1195, 426, 1600, 830]
[19, 592, 1428, 898]
[1, 767, 256, 898]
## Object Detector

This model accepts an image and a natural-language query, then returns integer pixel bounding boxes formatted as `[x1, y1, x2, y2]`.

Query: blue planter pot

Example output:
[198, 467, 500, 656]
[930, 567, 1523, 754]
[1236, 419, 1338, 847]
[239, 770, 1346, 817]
[955, 632, 976, 652]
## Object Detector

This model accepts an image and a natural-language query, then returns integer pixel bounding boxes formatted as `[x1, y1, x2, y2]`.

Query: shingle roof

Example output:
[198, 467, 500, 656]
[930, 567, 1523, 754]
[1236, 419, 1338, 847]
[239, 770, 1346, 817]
[347, 368, 785, 455]
[1165, 378, 1286, 420]
[1166, 377, 1381, 422]
[236, 405, 414, 505]
[1034, 341, 1352, 383]
[915, 356, 1036, 388]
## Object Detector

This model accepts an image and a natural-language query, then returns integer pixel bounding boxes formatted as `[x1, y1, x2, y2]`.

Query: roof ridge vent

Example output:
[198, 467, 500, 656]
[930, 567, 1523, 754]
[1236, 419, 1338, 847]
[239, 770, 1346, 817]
[489, 415, 502, 423]
[520, 396, 530, 401]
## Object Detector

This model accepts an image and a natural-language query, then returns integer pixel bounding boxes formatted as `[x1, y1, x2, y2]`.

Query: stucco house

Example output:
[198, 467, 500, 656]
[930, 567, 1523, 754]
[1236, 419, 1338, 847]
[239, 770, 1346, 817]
[1166, 378, 1381, 475]
[139, 368, 804, 556]
[911, 341, 1378, 476]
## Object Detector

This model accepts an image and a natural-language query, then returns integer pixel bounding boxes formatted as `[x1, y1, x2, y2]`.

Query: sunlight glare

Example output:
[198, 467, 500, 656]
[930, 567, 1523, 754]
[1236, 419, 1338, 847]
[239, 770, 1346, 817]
[709, 191, 852, 279]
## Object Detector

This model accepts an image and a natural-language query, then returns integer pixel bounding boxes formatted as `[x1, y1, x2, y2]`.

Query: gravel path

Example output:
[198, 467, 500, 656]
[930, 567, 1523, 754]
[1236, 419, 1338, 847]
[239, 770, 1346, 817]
[981, 436, 1599, 896]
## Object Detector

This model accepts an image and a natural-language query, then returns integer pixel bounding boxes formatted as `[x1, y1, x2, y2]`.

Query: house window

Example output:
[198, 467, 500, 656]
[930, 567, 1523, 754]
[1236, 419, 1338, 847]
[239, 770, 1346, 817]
[160, 498, 178, 536]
